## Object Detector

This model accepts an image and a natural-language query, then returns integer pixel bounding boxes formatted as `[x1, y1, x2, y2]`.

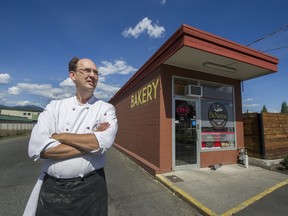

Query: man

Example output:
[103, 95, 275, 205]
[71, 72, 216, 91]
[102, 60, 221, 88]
[23, 57, 118, 216]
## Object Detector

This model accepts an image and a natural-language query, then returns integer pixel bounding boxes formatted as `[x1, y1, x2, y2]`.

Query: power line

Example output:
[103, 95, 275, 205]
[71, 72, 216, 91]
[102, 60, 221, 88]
[247, 24, 288, 47]
[262, 44, 288, 52]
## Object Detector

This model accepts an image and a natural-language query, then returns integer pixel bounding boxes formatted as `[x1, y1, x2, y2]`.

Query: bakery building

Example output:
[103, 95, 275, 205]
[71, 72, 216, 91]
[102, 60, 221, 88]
[109, 24, 278, 175]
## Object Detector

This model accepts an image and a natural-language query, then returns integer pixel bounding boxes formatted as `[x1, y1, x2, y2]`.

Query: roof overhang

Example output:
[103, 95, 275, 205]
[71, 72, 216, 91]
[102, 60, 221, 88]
[110, 24, 279, 102]
[163, 25, 278, 81]
[164, 45, 277, 80]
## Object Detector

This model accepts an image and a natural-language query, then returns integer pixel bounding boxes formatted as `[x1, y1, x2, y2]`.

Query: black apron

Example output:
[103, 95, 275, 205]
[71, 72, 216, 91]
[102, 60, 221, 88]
[36, 168, 107, 216]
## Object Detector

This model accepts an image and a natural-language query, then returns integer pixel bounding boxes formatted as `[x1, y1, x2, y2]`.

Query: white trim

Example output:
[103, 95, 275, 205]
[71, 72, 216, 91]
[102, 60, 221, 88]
[172, 76, 201, 170]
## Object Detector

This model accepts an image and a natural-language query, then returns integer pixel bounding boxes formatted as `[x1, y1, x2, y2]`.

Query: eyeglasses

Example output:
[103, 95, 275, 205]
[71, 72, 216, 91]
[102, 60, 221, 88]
[76, 68, 100, 76]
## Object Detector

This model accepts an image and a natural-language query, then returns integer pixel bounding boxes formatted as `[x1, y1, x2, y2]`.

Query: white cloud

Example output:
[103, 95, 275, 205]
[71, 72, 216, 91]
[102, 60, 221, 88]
[242, 103, 259, 108]
[268, 108, 279, 113]
[242, 97, 261, 112]
[3, 99, 43, 107]
[8, 86, 21, 95]
[160, 0, 167, 5]
[98, 76, 106, 83]
[8, 82, 74, 100]
[59, 78, 74, 87]
[8, 83, 51, 96]
[7, 78, 119, 103]
[4, 58, 134, 105]
[242, 103, 260, 113]
[97, 82, 120, 96]
[243, 98, 255, 102]
[122, 17, 165, 39]
[0, 73, 11, 84]
[16, 100, 33, 106]
[23, 78, 31, 82]
[98, 60, 137, 76]
[0, 92, 7, 104]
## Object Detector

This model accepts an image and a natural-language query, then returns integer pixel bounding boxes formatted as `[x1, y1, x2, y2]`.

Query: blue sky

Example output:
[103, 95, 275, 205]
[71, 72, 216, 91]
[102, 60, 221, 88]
[0, 0, 287, 113]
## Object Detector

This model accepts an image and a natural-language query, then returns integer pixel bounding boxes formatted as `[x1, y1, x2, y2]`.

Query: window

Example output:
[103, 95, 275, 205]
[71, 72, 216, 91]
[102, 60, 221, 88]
[174, 78, 198, 96]
[200, 82, 235, 150]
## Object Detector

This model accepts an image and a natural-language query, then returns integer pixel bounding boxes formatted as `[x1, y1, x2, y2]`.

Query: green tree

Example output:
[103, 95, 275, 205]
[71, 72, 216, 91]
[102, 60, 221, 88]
[281, 101, 288, 113]
[261, 105, 267, 113]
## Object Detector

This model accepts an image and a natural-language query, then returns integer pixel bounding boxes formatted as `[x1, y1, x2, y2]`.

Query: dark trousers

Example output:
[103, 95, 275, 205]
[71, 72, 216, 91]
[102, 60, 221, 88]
[36, 168, 108, 216]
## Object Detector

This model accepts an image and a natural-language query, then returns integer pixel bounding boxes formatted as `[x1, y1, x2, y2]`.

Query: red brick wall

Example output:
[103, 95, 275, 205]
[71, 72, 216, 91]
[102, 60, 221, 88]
[159, 68, 173, 173]
[113, 71, 161, 174]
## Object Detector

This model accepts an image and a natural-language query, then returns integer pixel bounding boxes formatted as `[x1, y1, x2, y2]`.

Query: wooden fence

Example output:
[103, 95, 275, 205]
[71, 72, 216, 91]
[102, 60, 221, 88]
[243, 113, 288, 159]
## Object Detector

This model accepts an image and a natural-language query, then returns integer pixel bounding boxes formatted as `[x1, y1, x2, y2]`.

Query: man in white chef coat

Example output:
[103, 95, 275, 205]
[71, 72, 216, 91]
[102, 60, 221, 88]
[23, 57, 118, 216]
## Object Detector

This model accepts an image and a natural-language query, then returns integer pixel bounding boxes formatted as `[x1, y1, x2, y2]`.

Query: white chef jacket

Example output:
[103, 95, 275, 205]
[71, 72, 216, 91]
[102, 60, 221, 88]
[23, 95, 118, 216]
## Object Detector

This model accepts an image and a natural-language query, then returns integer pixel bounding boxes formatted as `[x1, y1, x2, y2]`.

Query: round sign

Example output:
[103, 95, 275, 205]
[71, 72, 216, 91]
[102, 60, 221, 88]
[208, 102, 228, 129]
[176, 105, 190, 116]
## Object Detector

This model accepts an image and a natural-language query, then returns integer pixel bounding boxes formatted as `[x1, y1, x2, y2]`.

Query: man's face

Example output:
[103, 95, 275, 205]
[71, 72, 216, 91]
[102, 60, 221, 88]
[70, 59, 99, 91]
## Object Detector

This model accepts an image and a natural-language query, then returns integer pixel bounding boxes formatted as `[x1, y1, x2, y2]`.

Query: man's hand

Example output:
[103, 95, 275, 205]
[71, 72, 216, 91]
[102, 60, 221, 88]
[40, 144, 85, 160]
[51, 133, 61, 140]
[43, 122, 110, 160]
[95, 122, 110, 131]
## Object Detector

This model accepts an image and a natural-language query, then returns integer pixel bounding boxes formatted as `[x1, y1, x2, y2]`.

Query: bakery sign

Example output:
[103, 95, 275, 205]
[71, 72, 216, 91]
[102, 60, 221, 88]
[208, 102, 228, 129]
[131, 78, 159, 108]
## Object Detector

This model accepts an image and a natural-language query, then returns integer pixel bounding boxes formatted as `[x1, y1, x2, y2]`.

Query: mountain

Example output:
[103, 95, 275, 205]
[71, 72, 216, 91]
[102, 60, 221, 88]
[0, 104, 44, 112]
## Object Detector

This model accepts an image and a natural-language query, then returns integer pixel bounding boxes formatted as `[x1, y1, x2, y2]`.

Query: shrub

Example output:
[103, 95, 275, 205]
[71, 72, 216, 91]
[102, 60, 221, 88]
[280, 155, 288, 170]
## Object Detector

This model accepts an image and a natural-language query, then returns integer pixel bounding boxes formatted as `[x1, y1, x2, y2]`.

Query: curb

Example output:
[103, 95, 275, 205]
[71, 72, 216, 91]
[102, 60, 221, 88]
[155, 174, 217, 216]
[249, 157, 282, 168]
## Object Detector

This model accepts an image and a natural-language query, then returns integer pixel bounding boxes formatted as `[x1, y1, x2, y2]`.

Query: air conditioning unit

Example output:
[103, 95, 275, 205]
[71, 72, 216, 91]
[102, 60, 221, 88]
[185, 85, 202, 97]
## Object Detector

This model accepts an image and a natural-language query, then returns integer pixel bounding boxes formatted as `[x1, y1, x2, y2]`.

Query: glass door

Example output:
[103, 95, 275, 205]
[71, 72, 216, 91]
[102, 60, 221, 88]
[174, 99, 198, 166]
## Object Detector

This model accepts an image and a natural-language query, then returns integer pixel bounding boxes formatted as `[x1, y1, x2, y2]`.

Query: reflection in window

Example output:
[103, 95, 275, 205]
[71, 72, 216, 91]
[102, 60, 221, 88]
[200, 82, 235, 149]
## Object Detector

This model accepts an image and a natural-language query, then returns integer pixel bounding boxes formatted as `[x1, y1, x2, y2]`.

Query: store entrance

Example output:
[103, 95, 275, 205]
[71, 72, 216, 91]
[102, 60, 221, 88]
[174, 99, 198, 167]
